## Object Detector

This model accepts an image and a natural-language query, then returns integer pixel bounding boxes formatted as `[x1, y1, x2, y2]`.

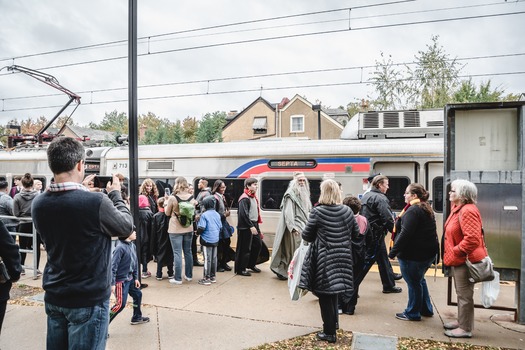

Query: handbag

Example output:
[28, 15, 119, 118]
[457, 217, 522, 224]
[287, 241, 309, 301]
[0, 257, 11, 284]
[466, 255, 495, 283]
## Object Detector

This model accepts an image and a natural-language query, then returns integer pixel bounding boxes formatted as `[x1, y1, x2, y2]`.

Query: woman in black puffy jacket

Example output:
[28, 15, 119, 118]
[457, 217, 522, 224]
[298, 179, 360, 344]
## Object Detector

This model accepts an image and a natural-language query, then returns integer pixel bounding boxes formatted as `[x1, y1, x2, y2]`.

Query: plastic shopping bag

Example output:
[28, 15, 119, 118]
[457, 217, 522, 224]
[481, 270, 500, 308]
[287, 241, 309, 301]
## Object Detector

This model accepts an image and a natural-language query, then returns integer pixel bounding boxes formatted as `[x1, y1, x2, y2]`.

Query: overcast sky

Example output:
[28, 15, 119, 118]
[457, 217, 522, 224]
[0, 0, 523, 127]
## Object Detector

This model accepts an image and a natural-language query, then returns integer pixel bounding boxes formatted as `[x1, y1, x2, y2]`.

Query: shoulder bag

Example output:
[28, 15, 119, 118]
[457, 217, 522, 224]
[465, 228, 495, 283]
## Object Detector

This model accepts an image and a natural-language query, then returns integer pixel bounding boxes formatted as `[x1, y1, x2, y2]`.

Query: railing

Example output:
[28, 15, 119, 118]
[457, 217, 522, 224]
[0, 215, 39, 280]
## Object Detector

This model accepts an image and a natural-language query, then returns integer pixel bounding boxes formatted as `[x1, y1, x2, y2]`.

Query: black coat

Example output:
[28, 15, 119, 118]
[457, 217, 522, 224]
[298, 204, 360, 295]
[0, 221, 22, 302]
[360, 188, 394, 234]
[138, 207, 154, 263]
[389, 205, 439, 262]
[151, 211, 174, 267]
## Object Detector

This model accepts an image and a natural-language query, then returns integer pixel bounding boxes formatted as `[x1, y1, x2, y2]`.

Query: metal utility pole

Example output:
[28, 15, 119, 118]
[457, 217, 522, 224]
[128, 0, 144, 286]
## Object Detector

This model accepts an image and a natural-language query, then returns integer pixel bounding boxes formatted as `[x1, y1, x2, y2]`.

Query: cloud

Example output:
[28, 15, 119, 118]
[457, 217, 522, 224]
[0, 0, 523, 126]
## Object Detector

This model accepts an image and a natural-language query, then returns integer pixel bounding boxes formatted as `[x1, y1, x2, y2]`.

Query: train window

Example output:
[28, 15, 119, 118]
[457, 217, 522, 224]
[194, 178, 245, 209]
[384, 176, 410, 211]
[260, 179, 322, 211]
[432, 176, 444, 213]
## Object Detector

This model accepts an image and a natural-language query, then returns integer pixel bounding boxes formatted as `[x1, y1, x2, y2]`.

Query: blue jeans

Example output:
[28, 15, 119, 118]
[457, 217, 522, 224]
[45, 299, 110, 350]
[169, 232, 193, 281]
[398, 257, 434, 320]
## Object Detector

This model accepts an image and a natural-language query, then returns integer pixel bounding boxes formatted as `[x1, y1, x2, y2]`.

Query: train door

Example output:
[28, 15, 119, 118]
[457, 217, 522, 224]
[373, 162, 417, 211]
[426, 162, 444, 238]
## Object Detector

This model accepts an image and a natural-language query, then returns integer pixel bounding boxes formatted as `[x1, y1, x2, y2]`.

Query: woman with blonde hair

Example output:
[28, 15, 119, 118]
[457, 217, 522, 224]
[140, 178, 159, 213]
[298, 179, 360, 344]
[443, 179, 486, 338]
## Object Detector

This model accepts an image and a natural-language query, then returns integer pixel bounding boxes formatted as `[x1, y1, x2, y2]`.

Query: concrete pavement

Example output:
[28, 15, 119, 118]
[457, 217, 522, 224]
[1, 261, 524, 349]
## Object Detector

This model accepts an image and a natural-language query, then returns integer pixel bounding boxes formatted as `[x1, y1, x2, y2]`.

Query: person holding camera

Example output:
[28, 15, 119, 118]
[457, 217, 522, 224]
[32, 137, 134, 350]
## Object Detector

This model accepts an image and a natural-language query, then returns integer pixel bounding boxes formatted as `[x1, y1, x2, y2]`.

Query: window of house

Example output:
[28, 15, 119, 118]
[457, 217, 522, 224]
[290, 115, 304, 133]
[252, 116, 267, 135]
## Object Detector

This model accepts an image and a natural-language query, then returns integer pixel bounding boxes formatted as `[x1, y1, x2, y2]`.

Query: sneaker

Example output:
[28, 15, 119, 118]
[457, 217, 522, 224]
[169, 278, 182, 285]
[395, 312, 420, 321]
[210, 277, 216, 283]
[141, 271, 151, 279]
[198, 278, 211, 286]
[168, 275, 174, 279]
[383, 286, 402, 293]
[36, 270, 43, 276]
[130, 316, 150, 325]
[21, 268, 26, 276]
[156, 276, 163, 281]
[184, 276, 192, 282]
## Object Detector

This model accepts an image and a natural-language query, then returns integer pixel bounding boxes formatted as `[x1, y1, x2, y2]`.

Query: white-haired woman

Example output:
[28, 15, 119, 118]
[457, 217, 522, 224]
[443, 179, 486, 338]
[298, 179, 360, 344]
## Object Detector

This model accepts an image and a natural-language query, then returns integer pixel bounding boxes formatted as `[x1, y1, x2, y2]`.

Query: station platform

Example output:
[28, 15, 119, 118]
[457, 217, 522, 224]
[2, 259, 524, 349]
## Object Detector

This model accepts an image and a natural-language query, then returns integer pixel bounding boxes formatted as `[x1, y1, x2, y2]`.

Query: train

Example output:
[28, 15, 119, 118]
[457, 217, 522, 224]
[0, 109, 445, 247]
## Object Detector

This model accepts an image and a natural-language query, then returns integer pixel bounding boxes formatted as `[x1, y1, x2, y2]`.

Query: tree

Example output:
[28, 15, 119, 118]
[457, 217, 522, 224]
[195, 111, 226, 143]
[407, 35, 463, 109]
[52, 115, 75, 129]
[96, 110, 129, 134]
[365, 35, 516, 110]
[452, 79, 519, 103]
[172, 120, 185, 144]
[369, 52, 406, 110]
[182, 117, 198, 143]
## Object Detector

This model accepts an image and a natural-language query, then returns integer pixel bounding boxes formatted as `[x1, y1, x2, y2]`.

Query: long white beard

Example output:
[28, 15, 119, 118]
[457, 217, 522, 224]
[297, 185, 311, 212]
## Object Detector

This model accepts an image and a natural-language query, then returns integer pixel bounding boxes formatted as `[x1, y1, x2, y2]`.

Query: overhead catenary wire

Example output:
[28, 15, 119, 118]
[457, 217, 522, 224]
[2, 70, 524, 113]
[0, 0, 513, 63]
[0, 7, 524, 75]
[0, 0, 415, 63]
[1, 51, 524, 102]
[0, 2, 523, 114]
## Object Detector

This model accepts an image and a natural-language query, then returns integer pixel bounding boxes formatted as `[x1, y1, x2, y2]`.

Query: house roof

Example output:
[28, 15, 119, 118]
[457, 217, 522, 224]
[280, 94, 344, 129]
[223, 96, 275, 129]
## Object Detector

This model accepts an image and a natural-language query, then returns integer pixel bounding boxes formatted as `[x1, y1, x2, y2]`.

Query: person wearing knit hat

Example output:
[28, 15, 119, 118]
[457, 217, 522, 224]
[270, 172, 312, 280]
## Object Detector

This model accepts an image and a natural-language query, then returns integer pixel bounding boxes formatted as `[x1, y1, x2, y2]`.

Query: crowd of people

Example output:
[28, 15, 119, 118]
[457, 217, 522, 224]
[0, 136, 489, 347]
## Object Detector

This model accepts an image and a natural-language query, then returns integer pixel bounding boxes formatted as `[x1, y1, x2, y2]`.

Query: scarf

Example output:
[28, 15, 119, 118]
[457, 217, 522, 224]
[240, 188, 263, 224]
[391, 198, 420, 243]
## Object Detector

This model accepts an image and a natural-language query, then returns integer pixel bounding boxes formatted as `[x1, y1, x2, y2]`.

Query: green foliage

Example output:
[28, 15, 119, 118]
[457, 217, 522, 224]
[451, 79, 518, 103]
[172, 120, 185, 144]
[369, 52, 406, 110]
[407, 35, 463, 109]
[182, 117, 198, 143]
[96, 110, 129, 134]
[195, 111, 226, 143]
[51, 115, 75, 129]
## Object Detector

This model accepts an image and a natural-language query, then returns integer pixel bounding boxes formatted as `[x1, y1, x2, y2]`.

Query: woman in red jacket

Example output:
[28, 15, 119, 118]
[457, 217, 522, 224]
[443, 179, 486, 338]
